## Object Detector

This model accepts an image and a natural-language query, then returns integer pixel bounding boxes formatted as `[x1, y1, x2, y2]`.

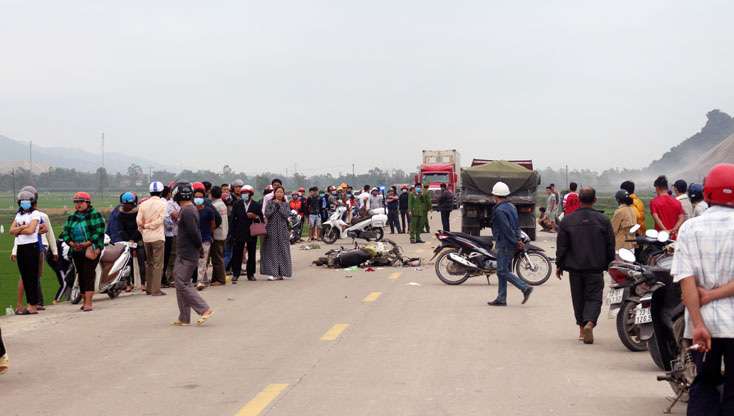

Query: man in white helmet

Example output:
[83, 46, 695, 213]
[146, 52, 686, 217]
[487, 182, 533, 307]
[137, 181, 169, 296]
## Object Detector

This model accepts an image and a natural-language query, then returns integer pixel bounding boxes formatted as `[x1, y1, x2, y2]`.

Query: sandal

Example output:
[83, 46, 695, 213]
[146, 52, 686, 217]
[197, 310, 215, 326]
[151, 291, 167, 296]
[82, 308, 93, 312]
[36, 306, 46, 311]
[0, 351, 8, 375]
[171, 320, 190, 326]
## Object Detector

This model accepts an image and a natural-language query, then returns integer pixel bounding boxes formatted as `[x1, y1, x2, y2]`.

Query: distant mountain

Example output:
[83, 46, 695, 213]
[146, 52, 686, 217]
[677, 131, 734, 181]
[647, 109, 734, 174]
[0, 135, 179, 174]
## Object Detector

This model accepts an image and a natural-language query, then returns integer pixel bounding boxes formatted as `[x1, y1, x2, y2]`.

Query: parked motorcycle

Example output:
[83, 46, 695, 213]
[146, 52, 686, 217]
[431, 230, 552, 286]
[322, 206, 387, 244]
[71, 237, 133, 304]
[630, 227, 674, 265]
[288, 210, 303, 245]
[606, 249, 650, 352]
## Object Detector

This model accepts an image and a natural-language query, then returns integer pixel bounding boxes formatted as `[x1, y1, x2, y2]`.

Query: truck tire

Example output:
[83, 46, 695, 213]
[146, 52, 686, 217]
[524, 228, 536, 241]
[461, 226, 480, 236]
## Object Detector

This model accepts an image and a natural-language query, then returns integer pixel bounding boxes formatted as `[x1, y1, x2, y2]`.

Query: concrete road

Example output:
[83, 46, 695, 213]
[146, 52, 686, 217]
[0, 211, 680, 415]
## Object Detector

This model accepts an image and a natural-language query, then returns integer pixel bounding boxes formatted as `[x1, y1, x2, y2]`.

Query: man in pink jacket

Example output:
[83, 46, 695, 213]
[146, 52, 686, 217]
[137, 181, 168, 296]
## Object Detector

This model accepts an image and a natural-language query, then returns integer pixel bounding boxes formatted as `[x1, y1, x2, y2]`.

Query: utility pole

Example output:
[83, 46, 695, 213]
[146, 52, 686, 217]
[101, 132, 105, 201]
[352, 164, 355, 186]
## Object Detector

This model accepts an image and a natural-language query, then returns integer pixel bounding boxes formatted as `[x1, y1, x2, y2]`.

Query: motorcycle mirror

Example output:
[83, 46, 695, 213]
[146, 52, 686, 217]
[618, 249, 636, 263]
[645, 229, 659, 239]
[658, 230, 670, 242]
[629, 224, 640, 234]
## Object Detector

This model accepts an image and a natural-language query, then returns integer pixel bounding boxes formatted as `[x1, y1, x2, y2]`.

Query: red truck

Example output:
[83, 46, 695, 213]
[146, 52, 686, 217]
[416, 150, 461, 209]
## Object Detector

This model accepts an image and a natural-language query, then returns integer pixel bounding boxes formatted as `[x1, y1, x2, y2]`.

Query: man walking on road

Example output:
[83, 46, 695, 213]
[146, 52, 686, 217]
[137, 181, 168, 296]
[170, 181, 214, 327]
[555, 186, 615, 344]
[487, 182, 533, 307]
[408, 183, 425, 244]
[437, 183, 453, 231]
[672, 163, 734, 416]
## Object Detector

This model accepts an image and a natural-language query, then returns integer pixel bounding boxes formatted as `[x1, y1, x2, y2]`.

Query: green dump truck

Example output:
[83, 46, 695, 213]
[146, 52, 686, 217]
[460, 160, 540, 241]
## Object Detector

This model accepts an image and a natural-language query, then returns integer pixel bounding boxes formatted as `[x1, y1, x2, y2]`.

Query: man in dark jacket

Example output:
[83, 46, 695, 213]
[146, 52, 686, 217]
[555, 186, 615, 344]
[398, 185, 409, 233]
[487, 182, 533, 306]
[228, 185, 263, 282]
[437, 183, 453, 231]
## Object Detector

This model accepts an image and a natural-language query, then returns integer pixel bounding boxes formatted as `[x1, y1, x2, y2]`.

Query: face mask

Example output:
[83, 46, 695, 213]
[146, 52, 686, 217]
[416, 188, 422, 193]
[331, 191, 336, 195]
[20, 201, 32, 211]
[347, 194, 352, 198]
[402, 189, 407, 193]
[194, 198, 204, 206]
[319, 193, 325, 198]
[243, 194, 250, 201]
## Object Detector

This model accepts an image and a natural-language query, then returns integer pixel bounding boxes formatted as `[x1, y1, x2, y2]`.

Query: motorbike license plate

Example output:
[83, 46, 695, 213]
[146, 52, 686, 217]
[634, 308, 652, 325]
[606, 288, 624, 305]
[372, 220, 385, 227]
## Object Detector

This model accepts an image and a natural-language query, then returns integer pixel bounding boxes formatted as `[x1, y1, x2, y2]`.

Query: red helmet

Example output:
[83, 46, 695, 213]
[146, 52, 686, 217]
[298, 187, 305, 192]
[704, 163, 734, 206]
[401, 185, 408, 190]
[73, 192, 91, 203]
[192, 182, 206, 192]
[265, 185, 273, 191]
[169, 181, 176, 189]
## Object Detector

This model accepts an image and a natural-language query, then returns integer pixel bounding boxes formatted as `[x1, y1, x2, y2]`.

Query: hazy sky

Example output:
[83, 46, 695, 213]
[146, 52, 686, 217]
[2, 1, 733, 175]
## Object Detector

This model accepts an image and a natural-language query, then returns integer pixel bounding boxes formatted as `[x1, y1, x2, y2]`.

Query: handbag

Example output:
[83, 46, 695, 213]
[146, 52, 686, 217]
[79, 219, 101, 260]
[249, 217, 267, 236]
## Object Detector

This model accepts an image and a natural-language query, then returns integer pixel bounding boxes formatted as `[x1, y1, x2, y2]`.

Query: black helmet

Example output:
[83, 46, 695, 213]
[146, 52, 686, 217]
[172, 180, 194, 202]
[688, 183, 704, 202]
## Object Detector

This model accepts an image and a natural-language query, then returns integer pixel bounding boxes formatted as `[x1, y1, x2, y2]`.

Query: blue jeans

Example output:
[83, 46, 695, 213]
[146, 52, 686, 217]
[496, 248, 529, 302]
[223, 236, 233, 271]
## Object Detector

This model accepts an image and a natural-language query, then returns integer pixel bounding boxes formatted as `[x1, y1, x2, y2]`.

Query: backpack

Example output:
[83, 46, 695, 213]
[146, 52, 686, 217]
[564, 193, 580, 214]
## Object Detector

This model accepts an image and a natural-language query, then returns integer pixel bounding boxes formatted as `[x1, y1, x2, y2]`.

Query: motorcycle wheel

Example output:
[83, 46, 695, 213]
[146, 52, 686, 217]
[373, 227, 384, 242]
[70, 285, 82, 305]
[616, 301, 647, 352]
[647, 332, 666, 371]
[107, 289, 120, 299]
[515, 252, 552, 285]
[434, 248, 470, 285]
[322, 225, 339, 244]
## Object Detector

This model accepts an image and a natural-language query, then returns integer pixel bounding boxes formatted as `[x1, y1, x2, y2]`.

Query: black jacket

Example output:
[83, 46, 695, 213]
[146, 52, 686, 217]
[398, 192, 409, 210]
[437, 190, 453, 212]
[555, 207, 615, 274]
[228, 199, 264, 241]
[118, 209, 142, 242]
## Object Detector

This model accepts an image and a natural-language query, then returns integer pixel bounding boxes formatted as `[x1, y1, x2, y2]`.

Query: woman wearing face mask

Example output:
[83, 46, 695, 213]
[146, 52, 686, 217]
[261, 186, 292, 281]
[10, 191, 43, 315]
[60, 192, 106, 312]
[611, 189, 637, 251]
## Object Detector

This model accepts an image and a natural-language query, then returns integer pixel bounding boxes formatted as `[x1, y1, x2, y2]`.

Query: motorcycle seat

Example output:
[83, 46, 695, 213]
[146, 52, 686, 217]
[350, 215, 372, 226]
[453, 232, 494, 248]
[101, 243, 125, 264]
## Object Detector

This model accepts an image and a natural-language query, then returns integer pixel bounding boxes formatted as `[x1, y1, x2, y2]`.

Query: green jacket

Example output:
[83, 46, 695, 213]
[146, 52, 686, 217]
[408, 193, 424, 216]
[60, 207, 107, 250]
[422, 191, 432, 213]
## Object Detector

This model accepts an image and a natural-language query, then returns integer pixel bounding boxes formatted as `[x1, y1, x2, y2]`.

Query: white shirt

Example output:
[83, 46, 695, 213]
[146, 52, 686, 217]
[212, 199, 228, 240]
[358, 192, 370, 208]
[12, 211, 57, 256]
[693, 201, 709, 218]
[671, 205, 734, 338]
[676, 194, 694, 220]
[14, 210, 41, 245]
[366, 194, 384, 211]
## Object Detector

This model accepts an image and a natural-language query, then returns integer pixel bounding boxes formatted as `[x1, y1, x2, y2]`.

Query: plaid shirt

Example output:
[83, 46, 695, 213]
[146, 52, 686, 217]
[60, 207, 107, 250]
[671, 205, 734, 339]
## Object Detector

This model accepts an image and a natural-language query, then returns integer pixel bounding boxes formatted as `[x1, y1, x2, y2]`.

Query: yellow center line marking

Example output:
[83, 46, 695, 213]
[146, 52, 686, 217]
[235, 383, 289, 416]
[363, 292, 382, 302]
[320, 324, 349, 341]
[388, 272, 401, 279]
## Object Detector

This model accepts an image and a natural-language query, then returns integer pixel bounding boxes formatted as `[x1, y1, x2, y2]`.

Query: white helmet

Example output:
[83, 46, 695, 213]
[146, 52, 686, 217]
[242, 185, 255, 193]
[491, 182, 511, 197]
[149, 181, 164, 193]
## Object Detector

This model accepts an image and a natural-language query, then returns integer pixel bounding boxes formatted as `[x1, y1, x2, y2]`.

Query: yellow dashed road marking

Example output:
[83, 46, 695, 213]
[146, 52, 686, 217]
[363, 292, 382, 302]
[320, 324, 350, 341]
[388, 272, 401, 279]
[235, 384, 289, 416]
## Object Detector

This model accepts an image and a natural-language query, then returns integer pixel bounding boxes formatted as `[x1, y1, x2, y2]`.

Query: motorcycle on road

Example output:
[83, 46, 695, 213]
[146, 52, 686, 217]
[431, 230, 552, 286]
[322, 206, 388, 244]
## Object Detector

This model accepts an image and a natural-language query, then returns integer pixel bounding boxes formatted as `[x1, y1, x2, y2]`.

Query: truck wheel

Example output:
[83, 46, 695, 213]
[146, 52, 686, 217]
[524, 228, 536, 241]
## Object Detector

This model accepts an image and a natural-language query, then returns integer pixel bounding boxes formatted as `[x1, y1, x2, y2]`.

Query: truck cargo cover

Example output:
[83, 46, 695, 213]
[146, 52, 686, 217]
[462, 160, 538, 195]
